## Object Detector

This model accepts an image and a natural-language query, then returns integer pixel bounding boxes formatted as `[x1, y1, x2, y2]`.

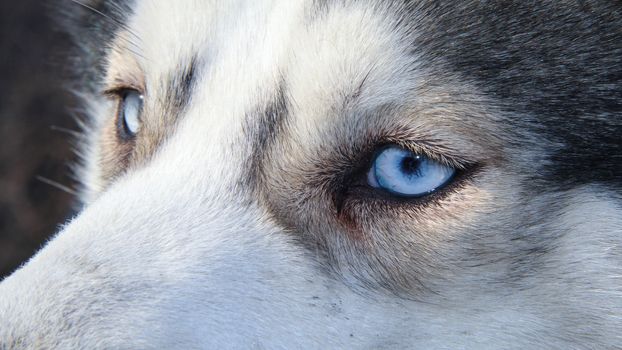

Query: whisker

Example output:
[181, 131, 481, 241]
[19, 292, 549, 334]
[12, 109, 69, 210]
[69, 0, 142, 42]
[35, 176, 79, 196]
[50, 125, 84, 138]
[70, 0, 149, 62]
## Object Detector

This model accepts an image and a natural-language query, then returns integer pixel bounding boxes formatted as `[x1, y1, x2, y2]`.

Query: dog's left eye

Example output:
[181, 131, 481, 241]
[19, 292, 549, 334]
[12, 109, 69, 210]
[367, 146, 455, 197]
[117, 89, 143, 138]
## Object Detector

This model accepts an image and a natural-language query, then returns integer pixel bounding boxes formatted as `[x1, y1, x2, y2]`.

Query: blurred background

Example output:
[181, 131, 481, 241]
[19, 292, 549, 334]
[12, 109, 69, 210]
[0, 1, 78, 278]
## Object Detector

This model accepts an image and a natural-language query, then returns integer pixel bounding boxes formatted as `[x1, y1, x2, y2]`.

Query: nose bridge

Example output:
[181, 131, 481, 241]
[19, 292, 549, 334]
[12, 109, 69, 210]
[147, 81, 285, 206]
[0, 156, 276, 347]
[135, 95, 253, 201]
[91, 150, 254, 249]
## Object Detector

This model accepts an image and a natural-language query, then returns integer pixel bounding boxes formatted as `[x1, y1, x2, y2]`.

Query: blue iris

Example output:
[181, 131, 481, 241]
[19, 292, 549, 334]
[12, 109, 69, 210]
[367, 146, 455, 197]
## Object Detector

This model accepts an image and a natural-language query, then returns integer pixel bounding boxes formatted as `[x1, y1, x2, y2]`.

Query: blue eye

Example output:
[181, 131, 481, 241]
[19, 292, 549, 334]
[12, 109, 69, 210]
[367, 146, 456, 197]
[118, 90, 143, 138]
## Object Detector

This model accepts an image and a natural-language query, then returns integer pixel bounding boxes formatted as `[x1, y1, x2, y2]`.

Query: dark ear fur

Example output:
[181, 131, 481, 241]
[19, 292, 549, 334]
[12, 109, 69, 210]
[51, 0, 131, 93]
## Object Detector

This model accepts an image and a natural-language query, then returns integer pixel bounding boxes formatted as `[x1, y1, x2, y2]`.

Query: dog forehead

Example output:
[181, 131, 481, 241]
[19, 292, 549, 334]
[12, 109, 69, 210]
[126, 1, 413, 121]
[116, 1, 505, 187]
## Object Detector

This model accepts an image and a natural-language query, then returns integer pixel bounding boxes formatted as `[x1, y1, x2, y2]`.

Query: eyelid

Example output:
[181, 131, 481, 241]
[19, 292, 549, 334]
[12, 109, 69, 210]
[364, 140, 473, 172]
[102, 85, 145, 99]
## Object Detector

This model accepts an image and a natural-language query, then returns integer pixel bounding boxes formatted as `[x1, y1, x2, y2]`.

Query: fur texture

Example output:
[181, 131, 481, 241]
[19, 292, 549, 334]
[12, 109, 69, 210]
[1, 1, 621, 348]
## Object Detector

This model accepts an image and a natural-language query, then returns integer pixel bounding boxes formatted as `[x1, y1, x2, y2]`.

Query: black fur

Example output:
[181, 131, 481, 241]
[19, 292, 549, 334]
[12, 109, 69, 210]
[54, 0, 133, 94]
[243, 81, 290, 189]
[401, 0, 622, 191]
[165, 55, 198, 114]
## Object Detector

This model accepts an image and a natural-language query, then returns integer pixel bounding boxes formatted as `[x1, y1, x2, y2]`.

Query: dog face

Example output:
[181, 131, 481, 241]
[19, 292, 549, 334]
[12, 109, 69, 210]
[1, 1, 621, 348]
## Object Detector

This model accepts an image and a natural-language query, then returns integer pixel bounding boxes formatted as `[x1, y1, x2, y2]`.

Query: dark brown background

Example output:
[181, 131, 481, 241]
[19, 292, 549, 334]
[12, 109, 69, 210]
[0, 1, 78, 278]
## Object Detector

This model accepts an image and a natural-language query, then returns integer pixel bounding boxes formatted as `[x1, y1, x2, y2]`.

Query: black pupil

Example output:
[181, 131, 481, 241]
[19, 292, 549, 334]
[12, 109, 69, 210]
[400, 155, 421, 175]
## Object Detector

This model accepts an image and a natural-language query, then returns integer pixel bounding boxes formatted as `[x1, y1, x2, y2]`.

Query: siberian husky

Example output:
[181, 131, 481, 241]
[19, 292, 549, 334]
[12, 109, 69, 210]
[1, 1, 621, 348]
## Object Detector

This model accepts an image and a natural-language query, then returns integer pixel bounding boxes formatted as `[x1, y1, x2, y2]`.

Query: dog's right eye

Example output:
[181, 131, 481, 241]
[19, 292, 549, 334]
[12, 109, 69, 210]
[116, 89, 143, 139]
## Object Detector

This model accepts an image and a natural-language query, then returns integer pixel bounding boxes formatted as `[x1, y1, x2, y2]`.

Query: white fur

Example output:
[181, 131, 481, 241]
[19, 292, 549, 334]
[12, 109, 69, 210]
[1, 1, 620, 348]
